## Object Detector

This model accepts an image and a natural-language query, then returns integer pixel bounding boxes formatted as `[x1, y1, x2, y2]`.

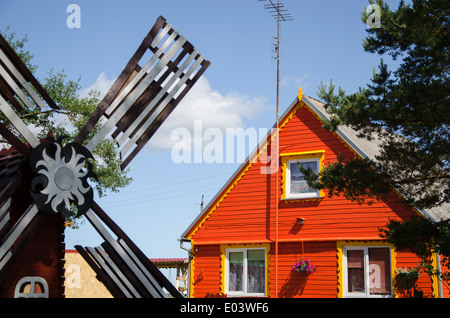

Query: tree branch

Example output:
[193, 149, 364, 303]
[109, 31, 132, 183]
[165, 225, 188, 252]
[20, 109, 68, 119]
[392, 174, 450, 185]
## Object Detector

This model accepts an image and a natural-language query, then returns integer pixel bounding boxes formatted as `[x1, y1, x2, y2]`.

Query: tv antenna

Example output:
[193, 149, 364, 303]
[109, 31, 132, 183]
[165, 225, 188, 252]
[259, 0, 293, 123]
[259, 0, 293, 299]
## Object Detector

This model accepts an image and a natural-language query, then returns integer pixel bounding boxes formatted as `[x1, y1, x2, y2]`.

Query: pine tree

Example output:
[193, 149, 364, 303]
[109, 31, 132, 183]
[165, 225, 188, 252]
[311, 0, 449, 210]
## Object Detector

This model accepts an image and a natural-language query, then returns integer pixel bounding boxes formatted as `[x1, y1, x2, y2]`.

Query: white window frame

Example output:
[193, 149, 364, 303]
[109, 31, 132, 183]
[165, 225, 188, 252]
[285, 157, 320, 199]
[225, 247, 266, 297]
[342, 246, 393, 298]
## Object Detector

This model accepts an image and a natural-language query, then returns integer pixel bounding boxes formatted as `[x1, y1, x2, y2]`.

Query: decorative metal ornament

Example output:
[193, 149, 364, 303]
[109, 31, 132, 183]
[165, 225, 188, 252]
[29, 136, 97, 217]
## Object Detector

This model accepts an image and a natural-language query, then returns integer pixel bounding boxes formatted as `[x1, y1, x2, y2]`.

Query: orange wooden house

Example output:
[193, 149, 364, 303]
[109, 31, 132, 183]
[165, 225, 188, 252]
[180, 92, 449, 298]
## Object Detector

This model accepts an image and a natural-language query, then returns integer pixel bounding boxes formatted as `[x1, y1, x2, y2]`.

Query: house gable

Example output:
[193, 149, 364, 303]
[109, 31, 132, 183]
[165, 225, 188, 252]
[182, 96, 419, 244]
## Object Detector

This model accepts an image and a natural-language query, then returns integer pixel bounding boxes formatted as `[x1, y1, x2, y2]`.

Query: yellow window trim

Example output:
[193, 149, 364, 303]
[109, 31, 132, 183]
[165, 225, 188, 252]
[189, 240, 195, 298]
[430, 252, 441, 298]
[220, 243, 271, 297]
[280, 150, 325, 201]
[337, 241, 397, 298]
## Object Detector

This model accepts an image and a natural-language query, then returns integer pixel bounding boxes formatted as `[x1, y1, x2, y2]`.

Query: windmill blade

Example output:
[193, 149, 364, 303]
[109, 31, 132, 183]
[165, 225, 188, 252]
[0, 203, 40, 273]
[0, 198, 11, 240]
[0, 95, 39, 149]
[75, 16, 210, 170]
[75, 201, 182, 298]
[0, 34, 58, 154]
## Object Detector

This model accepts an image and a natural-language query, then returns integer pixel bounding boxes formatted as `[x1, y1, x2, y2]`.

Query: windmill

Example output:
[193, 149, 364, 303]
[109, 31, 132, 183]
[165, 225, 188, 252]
[0, 16, 210, 298]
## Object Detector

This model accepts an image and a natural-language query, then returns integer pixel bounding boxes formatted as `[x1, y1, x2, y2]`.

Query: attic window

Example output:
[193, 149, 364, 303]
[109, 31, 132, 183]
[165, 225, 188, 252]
[286, 158, 320, 199]
[281, 150, 325, 201]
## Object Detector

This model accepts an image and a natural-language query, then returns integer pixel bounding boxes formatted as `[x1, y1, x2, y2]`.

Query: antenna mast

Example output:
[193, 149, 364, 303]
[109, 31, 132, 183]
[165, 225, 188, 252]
[259, 0, 293, 299]
[259, 0, 293, 124]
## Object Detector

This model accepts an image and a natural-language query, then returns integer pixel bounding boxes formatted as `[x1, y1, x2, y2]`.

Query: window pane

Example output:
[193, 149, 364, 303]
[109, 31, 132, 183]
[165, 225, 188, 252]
[20, 283, 31, 293]
[347, 250, 365, 293]
[229, 252, 243, 292]
[369, 248, 391, 295]
[34, 282, 44, 294]
[290, 161, 317, 194]
[247, 250, 265, 294]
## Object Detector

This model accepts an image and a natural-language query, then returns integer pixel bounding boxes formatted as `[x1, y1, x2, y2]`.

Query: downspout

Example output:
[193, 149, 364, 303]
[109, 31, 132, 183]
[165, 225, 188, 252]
[437, 252, 443, 298]
[179, 238, 193, 298]
[275, 132, 279, 298]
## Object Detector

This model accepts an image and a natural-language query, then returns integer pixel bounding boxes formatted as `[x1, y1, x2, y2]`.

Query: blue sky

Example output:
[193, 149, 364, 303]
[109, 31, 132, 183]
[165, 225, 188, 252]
[0, 1, 397, 269]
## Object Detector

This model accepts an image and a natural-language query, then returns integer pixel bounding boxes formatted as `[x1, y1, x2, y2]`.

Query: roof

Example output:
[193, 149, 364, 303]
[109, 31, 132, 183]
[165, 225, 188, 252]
[65, 250, 187, 268]
[302, 96, 449, 222]
[149, 258, 189, 269]
[181, 94, 449, 239]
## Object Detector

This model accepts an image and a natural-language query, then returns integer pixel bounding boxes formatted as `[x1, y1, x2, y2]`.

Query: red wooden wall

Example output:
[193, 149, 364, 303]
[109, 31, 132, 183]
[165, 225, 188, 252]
[186, 100, 442, 298]
[189, 103, 414, 244]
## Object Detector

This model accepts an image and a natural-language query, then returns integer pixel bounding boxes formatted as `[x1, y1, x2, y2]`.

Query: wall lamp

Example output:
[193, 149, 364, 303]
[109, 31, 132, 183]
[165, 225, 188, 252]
[296, 217, 306, 225]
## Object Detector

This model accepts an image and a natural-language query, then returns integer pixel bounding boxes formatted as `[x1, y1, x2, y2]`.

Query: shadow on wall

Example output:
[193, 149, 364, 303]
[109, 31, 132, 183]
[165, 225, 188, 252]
[278, 270, 309, 298]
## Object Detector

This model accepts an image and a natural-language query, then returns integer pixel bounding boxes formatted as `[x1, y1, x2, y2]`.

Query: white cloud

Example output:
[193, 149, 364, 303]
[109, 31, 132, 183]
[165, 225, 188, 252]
[280, 74, 311, 91]
[80, 73, 270, 160]
[148, 76, 270, 152]
[79, 72, 116, 99]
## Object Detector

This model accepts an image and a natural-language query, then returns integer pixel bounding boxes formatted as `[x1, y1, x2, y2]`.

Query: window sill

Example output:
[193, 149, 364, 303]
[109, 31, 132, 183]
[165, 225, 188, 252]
[343, 294, 393, 298]
[281, 196, 323, 204]
[226, 294, 268, 298]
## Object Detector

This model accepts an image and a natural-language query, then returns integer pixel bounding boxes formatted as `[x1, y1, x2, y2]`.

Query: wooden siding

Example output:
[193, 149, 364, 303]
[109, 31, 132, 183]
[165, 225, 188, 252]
[274, 241, 337, 298]
[191, 241, 440, 298]
[191, 244, 222, 298]
[187, 100, 440, 298]
[189, 103, 415, 244]
[394, 249, 436, 297]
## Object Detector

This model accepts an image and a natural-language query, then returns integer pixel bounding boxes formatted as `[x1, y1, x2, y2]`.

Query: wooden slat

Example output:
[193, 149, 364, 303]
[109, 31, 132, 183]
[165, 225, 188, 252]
[74, 245, 127, 298]
[88, 201, 182, 298]
[100, 241, 153, 298]
[117, 51, 204, 158]
[0, 33, 58, 110]
[103, 27, 182, 118]
[0, 204, 39, 273]
[0, 198, 11, 238]
[84, 31, 188, 152]
[120, 57, 210, 170]
[0, 95, 39, 148]
[0, 77, 24, 112]
[0, 50, 46, 110]
[87, 246, 137, 297]
[74, 15, 209, 172]
[83, 205, 179, 298]
[74, 16, 167, 145]
[0, 122, 30, 156]
[0, 33, 58, 151]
